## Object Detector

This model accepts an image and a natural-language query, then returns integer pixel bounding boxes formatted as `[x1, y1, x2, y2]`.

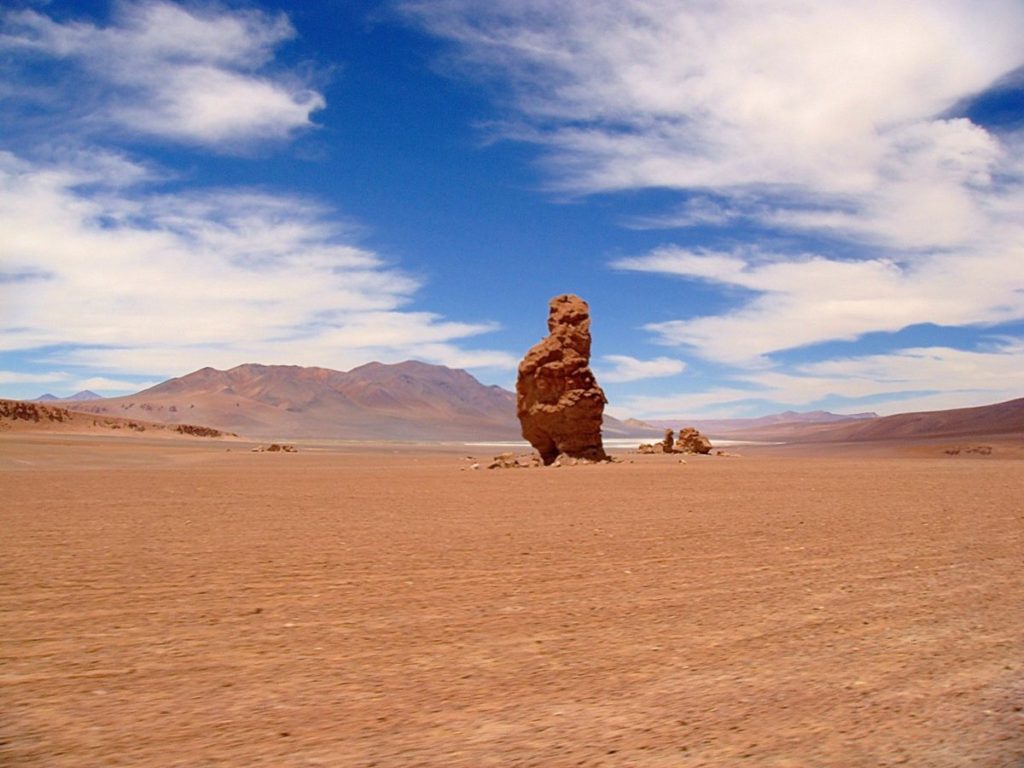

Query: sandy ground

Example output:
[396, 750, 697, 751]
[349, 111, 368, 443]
[1, 433, 1022, 767]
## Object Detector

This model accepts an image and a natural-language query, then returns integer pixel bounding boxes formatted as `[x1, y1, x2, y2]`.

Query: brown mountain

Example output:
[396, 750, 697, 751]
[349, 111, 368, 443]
[727, 397, 1024, 443]
[66, 361, 656, 441]
[68, 362, 515, 440]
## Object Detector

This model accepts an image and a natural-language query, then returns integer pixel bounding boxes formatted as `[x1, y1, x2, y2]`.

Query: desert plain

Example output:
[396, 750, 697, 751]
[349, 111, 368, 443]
[1, 432, 1022, 767]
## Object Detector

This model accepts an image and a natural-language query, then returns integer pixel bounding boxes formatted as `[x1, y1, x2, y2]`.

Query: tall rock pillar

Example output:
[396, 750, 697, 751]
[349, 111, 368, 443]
[515, 294, 608, 465]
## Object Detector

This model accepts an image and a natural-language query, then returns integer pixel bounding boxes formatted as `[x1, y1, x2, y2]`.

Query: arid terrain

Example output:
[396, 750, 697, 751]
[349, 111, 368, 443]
[2, 432, 1022, 767]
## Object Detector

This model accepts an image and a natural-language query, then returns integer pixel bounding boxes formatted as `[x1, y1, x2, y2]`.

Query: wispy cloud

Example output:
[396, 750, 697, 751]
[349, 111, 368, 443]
[1, 1, 323, 148]
[613, 245, 1024, 366]
[0, 370, 69, 385]
[407, 0, 1024, 413]
[73, 376, 157, 393]
[614, 341, 1024, 419]
[0, 150, 515, 378]
[404, 1, 1023, 191]
[599, 354, 684, 383]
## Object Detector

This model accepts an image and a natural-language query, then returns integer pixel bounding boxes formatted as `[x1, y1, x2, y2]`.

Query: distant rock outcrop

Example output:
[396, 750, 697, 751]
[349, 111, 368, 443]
[635, 426, 713, 456]
[0, 398, 232, 438]
[661, 428, 675, 453]
[516, 294, 608, 465]
[1, 400, 70, 423]
[675, 427, 713, 454]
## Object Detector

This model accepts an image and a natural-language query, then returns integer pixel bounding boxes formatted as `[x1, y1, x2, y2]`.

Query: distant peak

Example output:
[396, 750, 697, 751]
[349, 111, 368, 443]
[67, 390, 103, 401]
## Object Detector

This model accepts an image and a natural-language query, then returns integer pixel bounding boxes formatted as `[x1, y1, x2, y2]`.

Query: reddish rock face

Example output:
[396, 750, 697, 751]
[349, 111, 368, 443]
[662, 428, 675, 452]
[675, 427, 713, 455]
[516, 294, 608, 465]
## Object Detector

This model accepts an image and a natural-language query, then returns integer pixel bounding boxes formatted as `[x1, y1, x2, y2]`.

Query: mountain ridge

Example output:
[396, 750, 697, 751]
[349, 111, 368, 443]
[67, 361, 656, 441]
[711, 398, 1024, 442]
[35, 390, 104, 402]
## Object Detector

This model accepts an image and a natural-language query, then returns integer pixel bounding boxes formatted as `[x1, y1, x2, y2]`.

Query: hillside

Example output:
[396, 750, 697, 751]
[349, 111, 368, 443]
[728, 397, 1024, 443]
[0, 399, 232, 438]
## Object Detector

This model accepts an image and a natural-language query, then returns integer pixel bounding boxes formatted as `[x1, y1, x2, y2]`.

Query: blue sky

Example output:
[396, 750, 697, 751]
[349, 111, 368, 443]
[2, 0, 1024, 418]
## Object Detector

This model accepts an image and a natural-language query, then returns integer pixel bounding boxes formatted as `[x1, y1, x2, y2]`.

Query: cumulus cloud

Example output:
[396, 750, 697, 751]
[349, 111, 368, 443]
[0, 150, 515, 380]
[1, 1, 323, 147]
[599, 354, 685, 383]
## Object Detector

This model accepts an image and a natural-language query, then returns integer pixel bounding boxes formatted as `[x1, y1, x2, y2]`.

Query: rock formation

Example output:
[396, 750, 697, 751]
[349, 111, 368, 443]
[516, 294, 608, 465]
[661, 428, 675, 453]
[675, 427, 713, 454]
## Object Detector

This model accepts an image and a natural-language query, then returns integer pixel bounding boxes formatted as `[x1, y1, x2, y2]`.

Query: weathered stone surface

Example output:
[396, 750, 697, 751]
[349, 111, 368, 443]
[674, 427, 712, 455]
[661, 429, 675, 453]
[637, 443, 656, 454]
[516, 294, 608, 465]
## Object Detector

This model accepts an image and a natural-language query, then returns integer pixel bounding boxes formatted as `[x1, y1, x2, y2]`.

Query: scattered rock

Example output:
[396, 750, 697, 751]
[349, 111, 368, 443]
[487, 452, 542, 469]
[175, 424, 230, 438]
[946, 445, 993, 456]
[516, 294, 608, 465]
[251, 443, 298, 453]
[637, 443, 656, 454]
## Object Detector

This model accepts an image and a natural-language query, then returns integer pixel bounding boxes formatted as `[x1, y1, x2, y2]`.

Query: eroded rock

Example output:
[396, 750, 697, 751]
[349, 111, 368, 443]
[674, 427, 712, 455]
[516, 295, 608, 465]
[661, 429, 675, 453]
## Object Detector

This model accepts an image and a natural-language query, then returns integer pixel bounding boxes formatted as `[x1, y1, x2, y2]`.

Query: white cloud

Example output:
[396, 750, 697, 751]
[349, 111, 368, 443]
[1, 1, 323, 147]
[0, 370, 69, 385]
[614, 245, 1024, 365]
[407, 0, 1024, 382]
[615, 340, 1024, 419]
[599, 354, 684, 383]
[405, 0, 1024, 192]
[0, 150, 514, 379]
[74, 376, 156, 393]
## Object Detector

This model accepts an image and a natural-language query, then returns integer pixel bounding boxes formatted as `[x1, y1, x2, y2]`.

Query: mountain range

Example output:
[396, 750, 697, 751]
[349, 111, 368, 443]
[35, 390, 103, 402]
[65, 361, 656, 441]
[729, 397, 1024, 443]
[25, 361, 1024, 444]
